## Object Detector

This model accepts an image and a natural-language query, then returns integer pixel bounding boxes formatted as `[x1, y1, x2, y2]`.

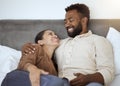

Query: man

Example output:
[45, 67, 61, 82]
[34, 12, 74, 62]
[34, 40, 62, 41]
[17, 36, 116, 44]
[55, 3, 114, 86]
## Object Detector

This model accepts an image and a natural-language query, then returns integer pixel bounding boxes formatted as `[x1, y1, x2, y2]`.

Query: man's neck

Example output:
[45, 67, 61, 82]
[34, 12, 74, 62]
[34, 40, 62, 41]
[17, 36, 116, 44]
[80, 28, 88, 35]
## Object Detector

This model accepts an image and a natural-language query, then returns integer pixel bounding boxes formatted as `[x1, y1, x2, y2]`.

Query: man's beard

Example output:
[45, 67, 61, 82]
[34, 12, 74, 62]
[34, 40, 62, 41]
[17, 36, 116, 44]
[67, 24, 82, 38]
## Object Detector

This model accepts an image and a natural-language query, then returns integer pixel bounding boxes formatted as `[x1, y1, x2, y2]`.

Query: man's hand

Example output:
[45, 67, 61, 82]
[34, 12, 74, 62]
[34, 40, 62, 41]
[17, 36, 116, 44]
[29, 65, 49, 86]
[70, 72, 104, 86]
[22, 43, 36, 56]
[70, 73, 89, 86]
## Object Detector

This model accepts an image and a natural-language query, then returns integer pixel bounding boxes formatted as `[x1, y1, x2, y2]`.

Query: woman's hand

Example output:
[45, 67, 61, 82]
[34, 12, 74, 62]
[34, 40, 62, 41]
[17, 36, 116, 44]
[29, 65, 49, 86]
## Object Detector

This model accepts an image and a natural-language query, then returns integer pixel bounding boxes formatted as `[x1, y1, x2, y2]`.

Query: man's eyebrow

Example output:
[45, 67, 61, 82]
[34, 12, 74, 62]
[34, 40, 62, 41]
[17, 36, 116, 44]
[64, 19, 66, 21]
[64, 17, 73, 21]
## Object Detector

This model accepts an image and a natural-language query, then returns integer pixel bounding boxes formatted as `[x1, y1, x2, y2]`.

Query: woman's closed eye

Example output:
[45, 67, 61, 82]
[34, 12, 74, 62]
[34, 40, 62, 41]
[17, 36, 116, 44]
[48, 32, 53, 36]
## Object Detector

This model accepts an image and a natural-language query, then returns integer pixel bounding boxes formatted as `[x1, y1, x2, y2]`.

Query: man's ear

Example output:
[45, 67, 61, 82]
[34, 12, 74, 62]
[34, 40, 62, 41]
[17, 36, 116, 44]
[38, 40, 44, 45]
[81, 17, 88, 25]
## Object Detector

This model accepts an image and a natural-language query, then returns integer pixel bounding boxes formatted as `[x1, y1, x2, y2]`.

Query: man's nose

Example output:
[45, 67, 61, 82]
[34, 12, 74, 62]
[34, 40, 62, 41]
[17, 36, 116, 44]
[65, 21, 70, 28]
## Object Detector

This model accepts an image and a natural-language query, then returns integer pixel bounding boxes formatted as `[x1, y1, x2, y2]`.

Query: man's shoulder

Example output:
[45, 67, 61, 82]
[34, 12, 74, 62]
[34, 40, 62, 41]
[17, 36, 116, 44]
[60, 37, 71, 43]
[91, 34, 111, 45]
[91, 34, 106, 40]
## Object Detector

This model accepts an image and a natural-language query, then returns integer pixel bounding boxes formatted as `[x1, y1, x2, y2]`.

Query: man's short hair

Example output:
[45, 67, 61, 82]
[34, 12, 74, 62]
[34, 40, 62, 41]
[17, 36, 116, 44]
[65, 3, 90, 22]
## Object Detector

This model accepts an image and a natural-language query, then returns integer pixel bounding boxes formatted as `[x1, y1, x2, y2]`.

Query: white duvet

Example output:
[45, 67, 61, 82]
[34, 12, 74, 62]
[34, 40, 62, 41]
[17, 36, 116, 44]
[0, 45, 21, 85]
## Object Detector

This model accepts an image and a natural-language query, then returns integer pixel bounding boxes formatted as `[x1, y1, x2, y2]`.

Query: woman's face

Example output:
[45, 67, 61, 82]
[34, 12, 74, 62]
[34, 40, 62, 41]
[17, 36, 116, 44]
[40, 30, 60, 47]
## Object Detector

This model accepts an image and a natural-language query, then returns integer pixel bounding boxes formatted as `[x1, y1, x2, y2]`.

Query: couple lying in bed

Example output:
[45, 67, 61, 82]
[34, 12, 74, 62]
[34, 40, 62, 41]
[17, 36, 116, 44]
[2, 3, 114, 86]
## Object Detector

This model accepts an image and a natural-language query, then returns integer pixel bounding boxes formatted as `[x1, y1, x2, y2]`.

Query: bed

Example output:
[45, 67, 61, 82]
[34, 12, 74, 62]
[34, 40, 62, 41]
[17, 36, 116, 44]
[0, 19, 120, 86]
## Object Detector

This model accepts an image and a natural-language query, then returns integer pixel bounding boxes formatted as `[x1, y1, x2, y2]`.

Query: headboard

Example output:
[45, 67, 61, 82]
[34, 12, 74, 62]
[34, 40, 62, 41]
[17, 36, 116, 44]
[0, 19, 120, 50]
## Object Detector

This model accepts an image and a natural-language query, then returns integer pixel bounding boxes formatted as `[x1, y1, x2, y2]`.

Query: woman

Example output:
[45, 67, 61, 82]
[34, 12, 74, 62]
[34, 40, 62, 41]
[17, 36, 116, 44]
[2, 29, 70, 86]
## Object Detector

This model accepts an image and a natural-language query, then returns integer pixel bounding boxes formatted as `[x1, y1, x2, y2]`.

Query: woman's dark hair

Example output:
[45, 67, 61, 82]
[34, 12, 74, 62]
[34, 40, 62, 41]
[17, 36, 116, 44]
[35, 29, 48, 43]
[65, 3, 90, 25]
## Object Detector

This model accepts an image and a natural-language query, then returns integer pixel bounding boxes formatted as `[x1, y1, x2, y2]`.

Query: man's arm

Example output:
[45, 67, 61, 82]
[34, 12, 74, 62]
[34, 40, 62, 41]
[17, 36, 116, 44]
[86, 72, 104, 84]
[94, 37, 115, 85]
[70, 37, 114, 86]
[70, 72, 104, 86]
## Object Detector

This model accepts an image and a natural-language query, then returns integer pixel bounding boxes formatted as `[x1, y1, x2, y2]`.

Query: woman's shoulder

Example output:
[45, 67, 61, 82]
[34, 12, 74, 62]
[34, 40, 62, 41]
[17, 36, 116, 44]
[33, 44, 44, 55]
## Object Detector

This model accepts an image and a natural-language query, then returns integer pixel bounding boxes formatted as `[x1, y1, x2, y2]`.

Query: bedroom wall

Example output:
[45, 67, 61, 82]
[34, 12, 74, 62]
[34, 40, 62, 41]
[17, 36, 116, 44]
[0, 0, 120, 19]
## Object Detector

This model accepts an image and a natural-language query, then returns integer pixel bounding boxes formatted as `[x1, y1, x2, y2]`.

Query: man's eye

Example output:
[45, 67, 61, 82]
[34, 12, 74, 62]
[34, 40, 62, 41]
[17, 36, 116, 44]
[64, 20, 67, 24]
[69, 19, 74, 22]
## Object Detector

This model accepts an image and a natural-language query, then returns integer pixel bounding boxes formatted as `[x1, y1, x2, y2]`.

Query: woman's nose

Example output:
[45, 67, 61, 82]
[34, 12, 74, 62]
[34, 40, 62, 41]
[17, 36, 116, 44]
[54, 35, 58, 38]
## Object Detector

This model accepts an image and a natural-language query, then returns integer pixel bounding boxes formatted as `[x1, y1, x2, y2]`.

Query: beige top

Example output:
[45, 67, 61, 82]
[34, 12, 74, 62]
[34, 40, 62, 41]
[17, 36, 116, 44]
[55, 31, 115, 85]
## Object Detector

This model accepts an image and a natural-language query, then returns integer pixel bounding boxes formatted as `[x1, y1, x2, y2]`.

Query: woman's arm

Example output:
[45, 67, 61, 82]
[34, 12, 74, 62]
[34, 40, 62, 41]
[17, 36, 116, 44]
[17, 43, 48, 86]
[17, 43, 37, 70]
[26, 63, 48, 86]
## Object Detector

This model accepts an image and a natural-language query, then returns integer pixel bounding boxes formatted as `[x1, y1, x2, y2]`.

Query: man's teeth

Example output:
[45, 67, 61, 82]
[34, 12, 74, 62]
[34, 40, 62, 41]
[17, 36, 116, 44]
[68, 28, 73, 32]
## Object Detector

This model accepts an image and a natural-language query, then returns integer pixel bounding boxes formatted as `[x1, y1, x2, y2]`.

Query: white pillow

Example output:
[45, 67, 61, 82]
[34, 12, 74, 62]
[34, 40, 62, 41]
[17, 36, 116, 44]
[0, 45, 21, 85]
[106, 27, 120, 75]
